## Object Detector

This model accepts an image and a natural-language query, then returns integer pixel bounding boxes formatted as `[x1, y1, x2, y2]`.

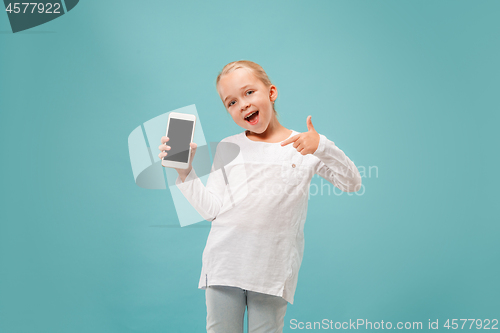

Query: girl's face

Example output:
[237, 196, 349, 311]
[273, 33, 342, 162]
[217, 68, 277, 134]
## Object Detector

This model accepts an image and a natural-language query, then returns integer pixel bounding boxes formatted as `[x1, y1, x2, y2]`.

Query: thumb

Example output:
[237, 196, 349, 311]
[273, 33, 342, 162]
[189, 142, 198, 155]
[307, 115, 315, 132]
[189, 142, 198, 166]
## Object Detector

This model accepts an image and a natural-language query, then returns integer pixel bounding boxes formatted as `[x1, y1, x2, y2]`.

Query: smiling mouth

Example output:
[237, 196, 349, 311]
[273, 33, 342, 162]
[244, 111, 259, 124]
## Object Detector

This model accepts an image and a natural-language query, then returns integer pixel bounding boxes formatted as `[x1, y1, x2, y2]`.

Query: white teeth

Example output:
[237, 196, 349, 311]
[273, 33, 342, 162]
[245, 111, 257, 120]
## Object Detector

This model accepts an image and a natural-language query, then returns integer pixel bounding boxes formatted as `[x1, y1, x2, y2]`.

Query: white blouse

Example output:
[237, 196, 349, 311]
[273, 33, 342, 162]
[175, 130, 362, 304]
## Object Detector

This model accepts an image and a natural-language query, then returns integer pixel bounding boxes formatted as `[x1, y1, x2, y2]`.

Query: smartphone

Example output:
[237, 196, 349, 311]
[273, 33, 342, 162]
[161, 112, 196, 169]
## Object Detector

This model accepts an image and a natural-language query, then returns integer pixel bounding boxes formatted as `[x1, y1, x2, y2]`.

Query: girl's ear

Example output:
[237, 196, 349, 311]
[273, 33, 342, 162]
[269, 85, 278, 103]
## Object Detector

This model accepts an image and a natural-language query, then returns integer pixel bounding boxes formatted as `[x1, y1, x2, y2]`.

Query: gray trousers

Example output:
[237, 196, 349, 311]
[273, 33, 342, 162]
[205, 285, 288, 333]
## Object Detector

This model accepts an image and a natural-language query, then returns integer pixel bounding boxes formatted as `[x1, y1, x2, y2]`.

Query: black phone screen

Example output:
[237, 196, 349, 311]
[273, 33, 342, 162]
[164, 118, 194, 163]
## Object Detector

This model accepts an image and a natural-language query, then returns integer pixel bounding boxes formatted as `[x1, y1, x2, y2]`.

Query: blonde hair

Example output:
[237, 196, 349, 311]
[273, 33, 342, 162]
[216, 60, 278, 115]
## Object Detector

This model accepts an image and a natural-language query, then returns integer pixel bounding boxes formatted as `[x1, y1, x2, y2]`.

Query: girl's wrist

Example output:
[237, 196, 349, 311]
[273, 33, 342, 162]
[176, 167, 193, 182]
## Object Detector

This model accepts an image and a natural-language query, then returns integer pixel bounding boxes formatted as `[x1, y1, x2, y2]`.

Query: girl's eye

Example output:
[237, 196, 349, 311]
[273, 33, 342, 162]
[228, 100, 236, 107]
[246, 90, 254, 95]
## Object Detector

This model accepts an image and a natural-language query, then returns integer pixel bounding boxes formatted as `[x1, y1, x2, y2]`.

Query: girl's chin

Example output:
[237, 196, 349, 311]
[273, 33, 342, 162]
[240, 114, 270, 132]
[245, 125, 268, 134]
[243, 123, 262, 131]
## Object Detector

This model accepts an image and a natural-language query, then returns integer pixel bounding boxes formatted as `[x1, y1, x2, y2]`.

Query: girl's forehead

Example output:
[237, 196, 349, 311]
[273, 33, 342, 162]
[219, 68, 260, 96]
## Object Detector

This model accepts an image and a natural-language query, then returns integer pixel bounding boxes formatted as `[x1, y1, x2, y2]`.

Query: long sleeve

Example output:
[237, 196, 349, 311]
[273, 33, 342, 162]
[313, 134, 362, 192]
[175, 145, 227, 222]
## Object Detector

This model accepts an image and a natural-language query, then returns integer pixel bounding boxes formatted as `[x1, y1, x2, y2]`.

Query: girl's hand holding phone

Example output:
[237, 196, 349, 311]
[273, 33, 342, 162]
[158, 136, 198, 182]
[280, 115, 320, 155]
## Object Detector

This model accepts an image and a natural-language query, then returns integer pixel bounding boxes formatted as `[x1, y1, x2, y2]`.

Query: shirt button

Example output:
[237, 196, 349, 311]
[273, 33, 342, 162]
[292, 164, 296, 168]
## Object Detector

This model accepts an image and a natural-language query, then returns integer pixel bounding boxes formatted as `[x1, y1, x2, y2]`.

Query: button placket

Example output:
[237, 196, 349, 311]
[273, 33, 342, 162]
[281, 154, 304, 186]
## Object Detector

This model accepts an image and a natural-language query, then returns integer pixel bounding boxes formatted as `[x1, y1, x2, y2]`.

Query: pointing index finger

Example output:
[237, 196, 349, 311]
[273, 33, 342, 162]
[281, 134, 300, 146]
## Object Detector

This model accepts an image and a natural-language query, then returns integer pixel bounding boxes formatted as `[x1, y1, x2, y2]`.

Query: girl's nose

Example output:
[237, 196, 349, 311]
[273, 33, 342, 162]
[240, 100, 250, 111]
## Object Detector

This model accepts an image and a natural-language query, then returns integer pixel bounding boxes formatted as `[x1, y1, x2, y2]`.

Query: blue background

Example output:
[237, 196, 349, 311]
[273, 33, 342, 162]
[1, 1, 498, 332]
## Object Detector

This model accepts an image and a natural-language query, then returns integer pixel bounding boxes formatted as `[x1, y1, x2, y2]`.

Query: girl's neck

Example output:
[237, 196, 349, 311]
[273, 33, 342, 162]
[245, 114, 291, 143]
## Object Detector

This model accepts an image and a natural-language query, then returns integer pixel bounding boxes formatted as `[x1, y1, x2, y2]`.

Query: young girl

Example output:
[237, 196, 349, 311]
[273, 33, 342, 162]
[158, 60, 362, 333]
